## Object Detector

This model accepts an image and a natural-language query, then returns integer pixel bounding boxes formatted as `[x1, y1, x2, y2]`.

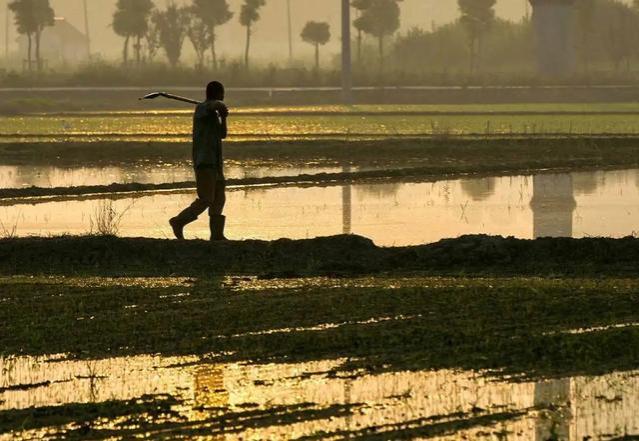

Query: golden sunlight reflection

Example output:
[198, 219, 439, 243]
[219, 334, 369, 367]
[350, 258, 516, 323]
[3, 113, 639, 140]
[2, 169, 639, 245]
[1, 354, 638, 440]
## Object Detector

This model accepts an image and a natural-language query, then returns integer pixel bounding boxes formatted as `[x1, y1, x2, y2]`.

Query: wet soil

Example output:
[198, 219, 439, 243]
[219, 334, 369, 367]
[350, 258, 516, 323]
[1, 136, 638, 168]
[2, 234, 639, 278]
[2, 266, 639, 378]
[3, 235, 639, 438]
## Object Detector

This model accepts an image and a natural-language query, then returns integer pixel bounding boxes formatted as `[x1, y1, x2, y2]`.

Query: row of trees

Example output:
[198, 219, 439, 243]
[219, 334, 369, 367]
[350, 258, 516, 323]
[114, 0, 335, 71]
[112, 0, 263, 68]
[10, 0, 639, 78]
[6, 0, 496, 74]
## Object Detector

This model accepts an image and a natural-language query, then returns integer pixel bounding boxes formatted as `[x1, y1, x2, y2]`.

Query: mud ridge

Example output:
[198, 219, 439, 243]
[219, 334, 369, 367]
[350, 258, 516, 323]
[2, 234, 639, 277]
[3, 136, 639, 167]
[0, 165, 590, 202]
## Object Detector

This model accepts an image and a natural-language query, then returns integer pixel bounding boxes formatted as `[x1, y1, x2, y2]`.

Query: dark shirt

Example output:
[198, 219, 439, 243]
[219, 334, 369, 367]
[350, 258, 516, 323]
[192, 100, 227, 173]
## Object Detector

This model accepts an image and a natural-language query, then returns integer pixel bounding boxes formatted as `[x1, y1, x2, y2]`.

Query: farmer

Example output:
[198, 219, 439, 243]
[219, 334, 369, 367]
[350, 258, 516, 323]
[170, 81, 229, 241]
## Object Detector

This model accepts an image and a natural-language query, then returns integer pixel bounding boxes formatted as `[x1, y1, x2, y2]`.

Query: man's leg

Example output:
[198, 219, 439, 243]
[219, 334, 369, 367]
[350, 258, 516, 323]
[169, 169, 214, 240]
[209, 175, 227, 241]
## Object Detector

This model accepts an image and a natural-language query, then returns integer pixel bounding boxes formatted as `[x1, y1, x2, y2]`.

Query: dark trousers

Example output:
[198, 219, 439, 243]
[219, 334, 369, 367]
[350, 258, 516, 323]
[174, 168, 226, 223]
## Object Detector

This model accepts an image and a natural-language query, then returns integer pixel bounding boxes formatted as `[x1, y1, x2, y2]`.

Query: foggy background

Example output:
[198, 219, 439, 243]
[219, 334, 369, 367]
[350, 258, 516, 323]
[2, 0, 530, 63]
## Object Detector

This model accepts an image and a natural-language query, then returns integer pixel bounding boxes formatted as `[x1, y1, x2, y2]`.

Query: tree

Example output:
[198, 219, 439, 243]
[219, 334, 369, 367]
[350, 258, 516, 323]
[301, 21, 330, 70]
[146, 17, 160, 62]
[8, 0, 35, 71]
[9, 0, 54, 72]
[351, 0, 370, 64]
[352, 0, 402, 66]
[152, 4, 189, 67]
[112, 0, 154, 66]
[191, 0, 233, 70]
[239, 0, 266, 69]
[458, 0, 496, 74]
[187, 10, 211, 70]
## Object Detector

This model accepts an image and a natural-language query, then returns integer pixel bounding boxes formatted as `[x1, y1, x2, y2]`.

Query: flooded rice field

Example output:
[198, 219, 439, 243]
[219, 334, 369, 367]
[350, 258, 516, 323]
[1, 353, 637, 440]
[2, 168, 639, 245]
[4, 103, 639, 440]
[0, 163, 342, 188]
[4, 112, 639, 142]
[2, 272, 639, 441]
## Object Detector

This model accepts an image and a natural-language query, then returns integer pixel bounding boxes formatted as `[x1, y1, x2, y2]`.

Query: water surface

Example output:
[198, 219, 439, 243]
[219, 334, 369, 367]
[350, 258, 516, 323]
[1, 354, 637, 440]
[0, 163, 342, 188]
[2, 169, 638, 245]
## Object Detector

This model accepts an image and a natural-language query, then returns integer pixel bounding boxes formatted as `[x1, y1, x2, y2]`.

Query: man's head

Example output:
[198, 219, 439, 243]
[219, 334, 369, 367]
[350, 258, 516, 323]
[206, 81, 225, 101]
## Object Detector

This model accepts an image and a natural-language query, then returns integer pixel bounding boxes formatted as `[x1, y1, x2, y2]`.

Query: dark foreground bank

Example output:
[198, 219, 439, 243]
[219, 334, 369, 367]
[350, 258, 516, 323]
[2, 234, 639, 277]
[3, 234, 639, 440]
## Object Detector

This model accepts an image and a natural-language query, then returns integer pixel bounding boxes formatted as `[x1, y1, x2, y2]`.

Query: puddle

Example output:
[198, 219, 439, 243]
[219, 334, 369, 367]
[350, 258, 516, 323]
[0, 354, 637, 440]
[1, 169, 639, 245]
[0, 163, 343, 189]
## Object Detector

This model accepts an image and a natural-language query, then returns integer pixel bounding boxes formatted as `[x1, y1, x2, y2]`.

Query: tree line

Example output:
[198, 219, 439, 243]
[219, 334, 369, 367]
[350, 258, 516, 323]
[393, 0, 639, 77]
[8, 0, 639, 79]
[5, 0, 457, 73]
[112, 0, 264, 69]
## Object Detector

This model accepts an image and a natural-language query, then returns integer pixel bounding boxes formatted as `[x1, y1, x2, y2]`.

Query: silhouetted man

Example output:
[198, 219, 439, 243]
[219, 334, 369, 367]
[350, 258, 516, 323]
[170, 81, 229, 241]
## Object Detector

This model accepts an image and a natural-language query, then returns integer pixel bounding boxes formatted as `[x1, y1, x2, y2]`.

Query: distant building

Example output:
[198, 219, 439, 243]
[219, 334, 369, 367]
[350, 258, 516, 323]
[529, 0, 577, 77]
[18, 17, 89, 66]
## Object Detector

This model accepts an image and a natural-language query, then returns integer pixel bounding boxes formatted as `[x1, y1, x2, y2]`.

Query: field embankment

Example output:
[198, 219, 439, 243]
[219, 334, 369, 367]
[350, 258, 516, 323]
[2, 234, 639, 278]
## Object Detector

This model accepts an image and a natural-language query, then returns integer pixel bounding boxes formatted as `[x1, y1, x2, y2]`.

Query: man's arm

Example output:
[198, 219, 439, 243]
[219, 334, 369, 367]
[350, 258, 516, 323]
[207, 100, 229, 139]
[220, 116, 228, 139]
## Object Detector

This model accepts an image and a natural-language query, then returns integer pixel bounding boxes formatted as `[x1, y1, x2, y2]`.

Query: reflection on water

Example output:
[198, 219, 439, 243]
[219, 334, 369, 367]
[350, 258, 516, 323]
[2, 114, 639, 139]
[2, 169, 639, 245]
[1, 354, 637, 440]
[531, 174, 577, 238]
[0, 164, 342, 188]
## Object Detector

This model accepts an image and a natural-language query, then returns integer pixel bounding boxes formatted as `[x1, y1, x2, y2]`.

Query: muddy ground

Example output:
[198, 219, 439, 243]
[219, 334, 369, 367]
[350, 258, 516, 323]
[2, 233, 639, 278]
[2, 136, 637, 167]
[2, 234, 639, 379]
[3, 235, 639, 439]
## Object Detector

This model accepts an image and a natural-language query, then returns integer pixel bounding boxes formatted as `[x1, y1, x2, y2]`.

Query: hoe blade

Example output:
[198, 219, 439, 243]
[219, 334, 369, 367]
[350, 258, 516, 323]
[139, 92, 163, 100]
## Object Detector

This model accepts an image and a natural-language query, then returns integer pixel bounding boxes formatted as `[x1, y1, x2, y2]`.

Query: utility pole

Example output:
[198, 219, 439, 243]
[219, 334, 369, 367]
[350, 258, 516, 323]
[341, 0, 352, 104]
[83, 0, 91, 59]
[287, 0, 292, 62]
[342, 164, 352, 235]
[524, 0, 530, 21]
[5, 1, 9, 62]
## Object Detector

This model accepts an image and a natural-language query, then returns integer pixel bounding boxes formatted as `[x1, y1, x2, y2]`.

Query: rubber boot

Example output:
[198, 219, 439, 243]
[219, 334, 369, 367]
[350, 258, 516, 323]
[210, 215, 228, 241]
[169, 209, 199, 240]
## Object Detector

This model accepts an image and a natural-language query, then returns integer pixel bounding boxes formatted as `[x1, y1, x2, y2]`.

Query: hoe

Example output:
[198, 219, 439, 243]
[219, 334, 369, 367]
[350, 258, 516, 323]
[139, 92, 200, 105]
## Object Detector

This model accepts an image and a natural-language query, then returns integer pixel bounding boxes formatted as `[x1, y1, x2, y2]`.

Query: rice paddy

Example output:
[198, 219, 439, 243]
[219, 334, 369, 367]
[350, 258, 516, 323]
[2, 103, 639, 439]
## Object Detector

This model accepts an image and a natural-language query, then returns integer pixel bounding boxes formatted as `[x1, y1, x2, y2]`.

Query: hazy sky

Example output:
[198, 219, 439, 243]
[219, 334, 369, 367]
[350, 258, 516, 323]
[2, 0, 531, 64]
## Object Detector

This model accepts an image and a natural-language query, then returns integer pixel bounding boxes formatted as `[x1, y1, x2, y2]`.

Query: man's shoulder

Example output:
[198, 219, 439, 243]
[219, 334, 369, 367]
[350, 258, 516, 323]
[194, 101, 218, 120]
[194, 100, 209, 113]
